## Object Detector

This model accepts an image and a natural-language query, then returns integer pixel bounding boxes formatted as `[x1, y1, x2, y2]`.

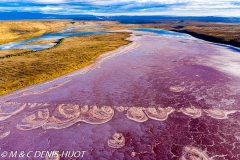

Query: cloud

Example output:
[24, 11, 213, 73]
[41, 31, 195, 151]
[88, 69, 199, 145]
[0, 0, 239, 16]
[33, 0, 65, 3]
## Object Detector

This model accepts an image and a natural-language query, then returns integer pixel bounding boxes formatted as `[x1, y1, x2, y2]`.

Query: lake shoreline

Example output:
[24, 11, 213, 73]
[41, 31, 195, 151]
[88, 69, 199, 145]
[171, 29, 240, 48]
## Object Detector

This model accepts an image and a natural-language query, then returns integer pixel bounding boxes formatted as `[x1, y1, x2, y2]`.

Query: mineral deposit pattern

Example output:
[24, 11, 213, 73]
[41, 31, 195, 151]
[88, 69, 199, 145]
[0, 31, 240, 160]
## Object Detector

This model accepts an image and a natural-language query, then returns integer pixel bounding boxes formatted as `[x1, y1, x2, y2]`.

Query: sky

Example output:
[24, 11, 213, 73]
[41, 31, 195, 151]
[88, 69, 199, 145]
[0, 0, 240, 17]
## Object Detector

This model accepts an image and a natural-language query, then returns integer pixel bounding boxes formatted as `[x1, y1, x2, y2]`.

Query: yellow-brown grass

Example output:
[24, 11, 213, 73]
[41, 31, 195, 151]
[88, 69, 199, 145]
[0, 21, 66, 45]
[0, 49, 29, 57]
[0, 32, 131, 95]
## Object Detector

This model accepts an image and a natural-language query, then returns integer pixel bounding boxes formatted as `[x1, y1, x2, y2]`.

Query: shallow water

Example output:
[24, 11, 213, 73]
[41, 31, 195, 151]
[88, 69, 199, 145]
[0, 31, 240, 159]
[133, 28, 240, 53]
[131, 28, 192, 38]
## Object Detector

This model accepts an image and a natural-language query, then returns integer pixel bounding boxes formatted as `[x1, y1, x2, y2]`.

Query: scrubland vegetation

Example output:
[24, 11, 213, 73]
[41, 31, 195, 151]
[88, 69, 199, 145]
[0, 32, 130, 95]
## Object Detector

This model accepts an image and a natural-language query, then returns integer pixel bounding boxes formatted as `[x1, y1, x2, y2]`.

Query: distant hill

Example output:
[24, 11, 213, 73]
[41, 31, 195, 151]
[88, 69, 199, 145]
[0, 12, 100, 21]
[105, 16, 240, 24]
[0, 12, 240, 23]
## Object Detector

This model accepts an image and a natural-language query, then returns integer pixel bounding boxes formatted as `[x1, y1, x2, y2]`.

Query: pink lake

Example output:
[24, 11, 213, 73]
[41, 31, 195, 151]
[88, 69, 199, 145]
[0, 30, 240, 160]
